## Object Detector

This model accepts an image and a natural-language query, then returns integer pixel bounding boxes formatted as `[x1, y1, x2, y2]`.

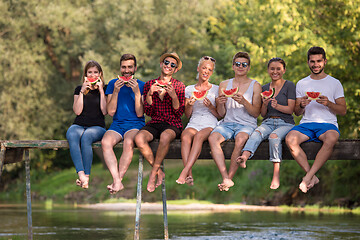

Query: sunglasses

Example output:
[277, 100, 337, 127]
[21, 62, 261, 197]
[163, 60, 177, 68]
[234, 61, 249, 68]
[203, 56, 216, 62]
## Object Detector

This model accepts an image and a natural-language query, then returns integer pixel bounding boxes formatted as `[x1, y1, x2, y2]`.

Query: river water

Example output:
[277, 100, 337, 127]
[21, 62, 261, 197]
[1, 204, 359, 240]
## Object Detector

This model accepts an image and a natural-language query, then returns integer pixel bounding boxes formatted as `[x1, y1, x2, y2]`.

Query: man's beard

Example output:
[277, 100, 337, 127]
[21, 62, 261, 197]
[122, 71, 135, 76]
[310, 66, 324, 75]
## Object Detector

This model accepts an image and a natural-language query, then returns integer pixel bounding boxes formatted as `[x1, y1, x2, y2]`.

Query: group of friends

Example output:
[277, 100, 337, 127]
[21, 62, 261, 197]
[66, 46, 347, 195]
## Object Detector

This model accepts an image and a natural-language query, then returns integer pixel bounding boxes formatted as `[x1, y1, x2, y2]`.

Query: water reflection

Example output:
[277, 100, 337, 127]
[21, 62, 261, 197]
[1, 205, 359, 239]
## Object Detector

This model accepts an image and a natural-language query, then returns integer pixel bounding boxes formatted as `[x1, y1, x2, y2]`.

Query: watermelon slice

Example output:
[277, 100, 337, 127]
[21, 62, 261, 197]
[155, 80, 171, 88]
[117, 75, 134, 84]
[192, 90, 208, 100]
[221, 87, 239, 97]
[85, 76, 101, 85]
[306, 91, 321, 100]
[261, 88, 275, 99]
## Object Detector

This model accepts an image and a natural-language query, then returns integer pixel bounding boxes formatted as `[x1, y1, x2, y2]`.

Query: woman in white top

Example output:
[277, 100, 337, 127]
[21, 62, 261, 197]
[176, 56, 221, 185]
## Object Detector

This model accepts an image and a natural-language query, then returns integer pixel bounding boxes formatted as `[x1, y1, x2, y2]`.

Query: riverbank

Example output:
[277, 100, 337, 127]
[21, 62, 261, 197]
[80, 200, 360, 214]
[81, 202, 279, 213]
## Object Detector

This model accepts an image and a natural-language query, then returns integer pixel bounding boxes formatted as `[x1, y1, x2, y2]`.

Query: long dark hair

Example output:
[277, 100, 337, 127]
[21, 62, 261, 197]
[82, 60, 104, 82]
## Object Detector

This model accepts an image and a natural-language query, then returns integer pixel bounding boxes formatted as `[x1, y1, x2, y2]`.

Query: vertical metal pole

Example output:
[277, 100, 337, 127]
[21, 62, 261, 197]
[134, 154, 144, 240]
[161, 162, 169, 240]
[25, 149, 33, 240]
[0, 144, 5, 181]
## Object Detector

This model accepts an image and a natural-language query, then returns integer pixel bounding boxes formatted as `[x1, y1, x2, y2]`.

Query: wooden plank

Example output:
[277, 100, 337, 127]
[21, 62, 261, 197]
[1, 139, 359, 162]
[149, 139, 360, 160]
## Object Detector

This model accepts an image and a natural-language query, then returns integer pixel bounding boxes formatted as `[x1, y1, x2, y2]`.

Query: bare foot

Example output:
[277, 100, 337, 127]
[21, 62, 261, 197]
[107, 181, 124, 194]
[76, 179, 82, 187]
[299, 180, 308, 193]
[236, 156, 247, 168]
[270, 179, 280, 190]
[155, 169, 165, 188]
[307, 175, 320, 190]
[77, 175, 89, 189]
[81, 180, 89, 189]
[176, 178, 185, 184]
[176, 172, 187, 184]
[185, 176, 194, 186]
[218, 179, 234, 191]
[147, 173, 157, 192]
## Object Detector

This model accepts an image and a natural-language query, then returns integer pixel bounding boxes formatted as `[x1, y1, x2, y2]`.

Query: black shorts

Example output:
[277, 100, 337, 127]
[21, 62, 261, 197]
[141, 122, 182, 139]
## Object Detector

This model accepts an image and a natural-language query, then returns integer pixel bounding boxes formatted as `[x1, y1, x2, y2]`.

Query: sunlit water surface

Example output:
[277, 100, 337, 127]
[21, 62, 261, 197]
[1, 204, 359, 240]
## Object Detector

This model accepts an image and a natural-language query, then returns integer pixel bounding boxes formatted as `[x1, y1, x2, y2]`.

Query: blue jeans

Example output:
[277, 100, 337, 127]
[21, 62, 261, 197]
[242, 118, 294, 162]
[66, 124, 106, 175]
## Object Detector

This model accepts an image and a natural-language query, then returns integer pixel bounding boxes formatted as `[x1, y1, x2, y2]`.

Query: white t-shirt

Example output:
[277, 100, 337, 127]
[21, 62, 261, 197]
[296, 75, 344, 127]
[185, 84, 219, 131]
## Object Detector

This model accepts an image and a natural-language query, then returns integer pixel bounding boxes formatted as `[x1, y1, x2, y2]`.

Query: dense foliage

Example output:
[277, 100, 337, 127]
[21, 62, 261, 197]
[1, 0, 359, 205]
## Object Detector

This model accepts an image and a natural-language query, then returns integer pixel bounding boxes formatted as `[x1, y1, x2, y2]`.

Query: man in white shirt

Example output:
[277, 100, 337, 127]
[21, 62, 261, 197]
[286, 47, 347, 193]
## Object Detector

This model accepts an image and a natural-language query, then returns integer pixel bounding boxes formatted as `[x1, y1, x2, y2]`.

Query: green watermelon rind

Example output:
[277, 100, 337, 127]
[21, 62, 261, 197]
[306, 91, 321, 100]
[261, 87, 275, 99]
[192, 90, 208, 100]
[221, 87, 239, 97]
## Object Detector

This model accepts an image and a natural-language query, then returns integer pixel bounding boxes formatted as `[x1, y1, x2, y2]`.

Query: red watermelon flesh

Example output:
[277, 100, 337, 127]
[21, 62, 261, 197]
[117, 75, 133, 84]
[192, 90, 208, 100]
[156, 80, 171, 88]
[306, 91, 321, 100]
[221, 87, 239, 97]
[261, 88, 275, 99]
[86, 76, 100, 85]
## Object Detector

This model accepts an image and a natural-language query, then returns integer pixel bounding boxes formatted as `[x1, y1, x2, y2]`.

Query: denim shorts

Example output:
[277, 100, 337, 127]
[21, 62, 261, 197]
[291, 122, 340, 142]
[108, 120, 145, 138]
[211, 121, 255, 140]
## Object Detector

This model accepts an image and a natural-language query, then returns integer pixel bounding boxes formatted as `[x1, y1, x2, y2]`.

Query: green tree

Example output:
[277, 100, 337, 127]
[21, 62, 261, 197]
[205, 0, 360, 138]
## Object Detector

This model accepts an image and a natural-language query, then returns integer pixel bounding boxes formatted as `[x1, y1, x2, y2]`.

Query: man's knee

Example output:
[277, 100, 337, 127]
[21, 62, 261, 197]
[123, 137, 135, 149]
[285, 131, 298, 146]
[134, 133, 144, 147]
[235, 133, 248, 147]
[208, 132, 221, 145]
[159, 130, 175, 145]
[320, 131, 339, 146]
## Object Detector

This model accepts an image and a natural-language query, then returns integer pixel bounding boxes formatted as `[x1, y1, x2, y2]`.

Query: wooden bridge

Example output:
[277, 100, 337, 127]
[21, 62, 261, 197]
[1, 139, 360, 239]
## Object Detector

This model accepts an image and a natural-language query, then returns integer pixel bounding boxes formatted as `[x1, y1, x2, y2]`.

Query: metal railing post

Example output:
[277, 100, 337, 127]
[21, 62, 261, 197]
[0, 144, 5, 181]
[25, 149, 33, 240]
[134, 154, 144, 240]
[161, 162, 169, 240]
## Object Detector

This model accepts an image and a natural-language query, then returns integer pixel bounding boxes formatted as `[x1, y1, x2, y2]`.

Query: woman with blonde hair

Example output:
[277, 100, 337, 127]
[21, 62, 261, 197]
[176, 56, 220, 185]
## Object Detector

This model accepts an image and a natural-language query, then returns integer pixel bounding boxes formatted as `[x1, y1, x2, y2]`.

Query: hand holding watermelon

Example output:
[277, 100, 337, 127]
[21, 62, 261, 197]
[315, 95, 330, 107]
[261, 88, 275, 99]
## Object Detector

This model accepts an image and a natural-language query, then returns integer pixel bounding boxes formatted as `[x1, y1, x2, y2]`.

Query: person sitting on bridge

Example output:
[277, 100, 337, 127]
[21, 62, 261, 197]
[66, 60, 107, 189]
[237, 57, 296, 190]
[285, 46, 347, 193]
[101, 54, 145, 194]
[176, 56, 220, 186]
[135, 52, 185, 192]
[208, 51, 262, 192]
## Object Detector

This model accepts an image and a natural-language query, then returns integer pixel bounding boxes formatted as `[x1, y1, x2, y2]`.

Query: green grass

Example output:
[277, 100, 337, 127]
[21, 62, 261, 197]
[1, 156, 359, 209]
